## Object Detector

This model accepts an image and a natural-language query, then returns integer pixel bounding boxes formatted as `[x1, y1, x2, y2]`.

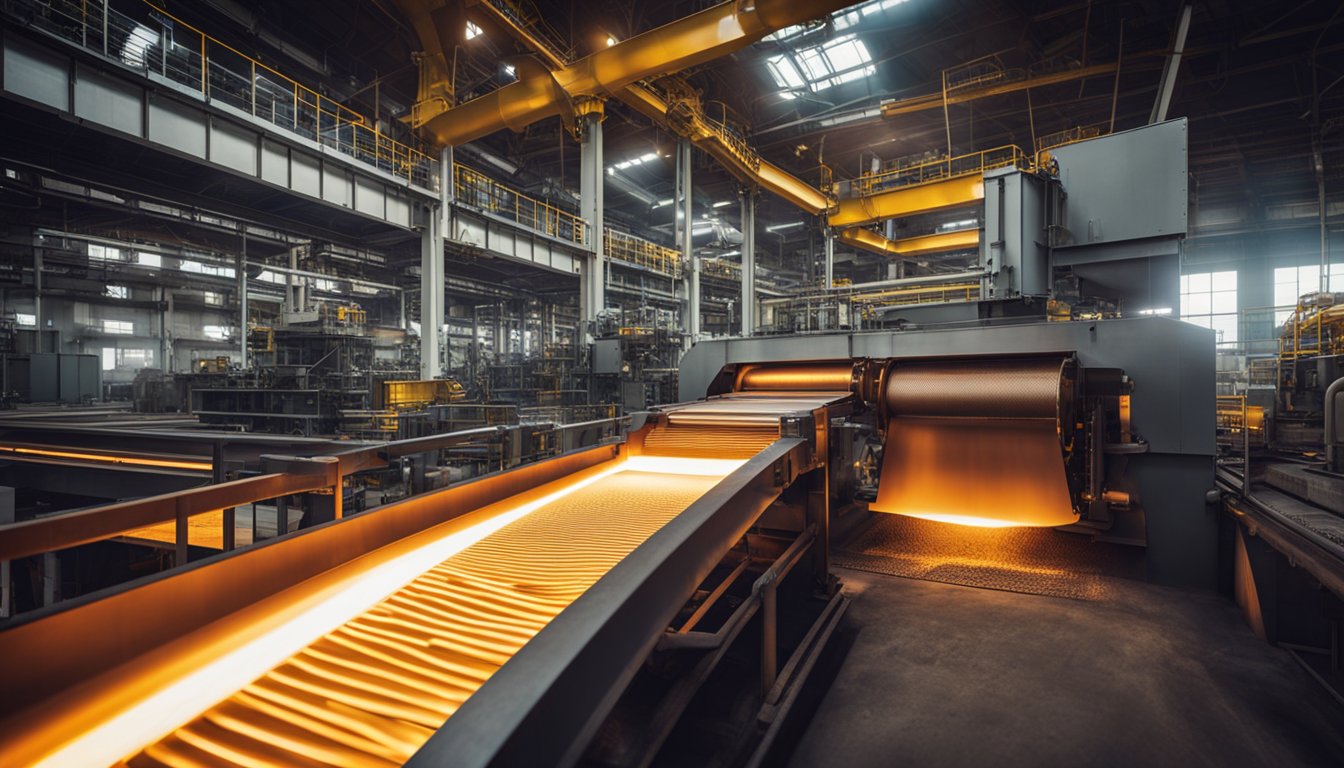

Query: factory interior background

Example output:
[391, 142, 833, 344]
[1, 0, 1343, 765]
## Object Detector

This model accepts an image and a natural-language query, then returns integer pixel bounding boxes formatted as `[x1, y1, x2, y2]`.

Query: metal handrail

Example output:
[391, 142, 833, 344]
[604, 229, 682, 278]
[855, 144, 1028, 197]
[453, 164, 588, 244]
[11, 0, 437, 189]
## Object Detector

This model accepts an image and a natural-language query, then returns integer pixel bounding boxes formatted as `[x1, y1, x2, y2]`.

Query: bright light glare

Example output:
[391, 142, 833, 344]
[465, 21, 483, 40]
[893, 511, 1031, 528]
[25, 455, 744, 768]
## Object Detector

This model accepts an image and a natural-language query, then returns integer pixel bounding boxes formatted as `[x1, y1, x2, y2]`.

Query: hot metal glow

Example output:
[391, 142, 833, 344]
[890, 511, 1032, 528]
[21, 456, 742, 768]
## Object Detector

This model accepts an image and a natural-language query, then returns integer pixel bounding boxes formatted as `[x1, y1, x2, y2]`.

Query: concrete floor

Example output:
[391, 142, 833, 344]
[787, 569, 1344, 768]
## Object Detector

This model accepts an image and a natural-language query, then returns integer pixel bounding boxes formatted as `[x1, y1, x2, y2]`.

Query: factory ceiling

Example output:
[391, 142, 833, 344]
[18, 0, 1344, 264]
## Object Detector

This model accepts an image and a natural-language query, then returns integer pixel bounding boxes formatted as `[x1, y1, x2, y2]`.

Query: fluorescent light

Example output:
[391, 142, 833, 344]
[767, 222, 805, 232]
[712, 200, 732, 208]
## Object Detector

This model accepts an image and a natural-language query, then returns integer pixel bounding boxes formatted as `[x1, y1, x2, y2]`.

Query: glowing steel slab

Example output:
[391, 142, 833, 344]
[18, 456, 743, 768]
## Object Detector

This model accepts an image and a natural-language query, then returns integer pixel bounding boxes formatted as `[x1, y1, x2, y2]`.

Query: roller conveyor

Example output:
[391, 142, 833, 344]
[119, 458, 739, 768]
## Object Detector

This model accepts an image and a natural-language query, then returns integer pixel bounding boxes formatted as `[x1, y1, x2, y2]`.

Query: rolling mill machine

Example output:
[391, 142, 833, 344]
[0, 313, 1214, 767]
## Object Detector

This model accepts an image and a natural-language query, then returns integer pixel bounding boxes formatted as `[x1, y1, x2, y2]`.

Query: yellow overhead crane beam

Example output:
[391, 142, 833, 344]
[838, 227, 980, 258]
[830, 174, 985, 229]
[416, 0, 862, 146]
[879, 60, 1124, 118]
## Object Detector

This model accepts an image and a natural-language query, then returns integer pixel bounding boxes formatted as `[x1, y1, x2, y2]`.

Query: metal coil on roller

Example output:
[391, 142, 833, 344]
[733, 361, 858, 393]
[882, 356, 1071, 424]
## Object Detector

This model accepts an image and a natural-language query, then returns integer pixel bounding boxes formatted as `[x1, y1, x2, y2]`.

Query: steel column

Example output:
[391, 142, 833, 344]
[420, 148, 449, 379]
[580, 112, 605, 338]
[823, 230, 834, 289]
[237, 239, 248, 370]
[676, 140, 699, 344]
[1149, 4, 1192, 124]
[741, 190, 756, 336]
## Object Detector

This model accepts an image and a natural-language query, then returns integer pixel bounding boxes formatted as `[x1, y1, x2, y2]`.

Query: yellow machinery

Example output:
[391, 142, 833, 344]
[1278, 292, 1344, 360]
[382, 379, 467, 410]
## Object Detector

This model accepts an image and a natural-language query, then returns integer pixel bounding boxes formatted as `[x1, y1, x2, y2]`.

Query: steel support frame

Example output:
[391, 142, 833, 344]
[408, 437, 812, 767]
[676, 139, 700, 344]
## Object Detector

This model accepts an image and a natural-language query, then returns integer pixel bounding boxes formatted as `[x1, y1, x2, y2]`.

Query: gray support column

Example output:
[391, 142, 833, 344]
[676, 139, 699, 345]
[579, 110, 605, 339]
[740, 190, 756, 337]
[33, 246, 42, 330]
[1149, 4, 1191, 124]
[823, 228, 835, 289]
[236, 241, 248, 369]
[420, 150, 449, 380]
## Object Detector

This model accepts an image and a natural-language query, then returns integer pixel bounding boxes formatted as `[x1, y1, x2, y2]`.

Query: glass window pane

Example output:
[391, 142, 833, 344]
[1275, 283, 1300, 308]
[1211, 271, 1237, 291]
[1180, 274, 1189, 293]
[1211, 291, 1237, 314]
[1211, 314, 1238, 344]
[1187, 272, 1211, 293]
[1186, 293, 1212, 315]
[1183, 315, 1212, 329]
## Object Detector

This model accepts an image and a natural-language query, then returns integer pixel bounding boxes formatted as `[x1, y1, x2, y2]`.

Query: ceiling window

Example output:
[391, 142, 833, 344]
[766, 34, 875, 96]
[465, 21, 483, 41]
[1180, 271, 1237, 347]
[767, 0, 909, 42]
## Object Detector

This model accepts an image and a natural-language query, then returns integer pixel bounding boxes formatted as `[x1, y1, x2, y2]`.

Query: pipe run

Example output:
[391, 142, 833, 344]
[1325, 376, 1344, 471]
[832, 269, 990, 292]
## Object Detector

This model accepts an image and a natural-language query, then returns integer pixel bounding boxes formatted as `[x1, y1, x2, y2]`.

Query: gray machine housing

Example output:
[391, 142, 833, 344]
[679, 316, 1217, 590]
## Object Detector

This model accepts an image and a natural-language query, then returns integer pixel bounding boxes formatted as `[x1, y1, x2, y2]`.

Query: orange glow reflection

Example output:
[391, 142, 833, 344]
[892, 511, 1032, 528]
[10, 456, 742, 768]
[0, 445, 212, 472]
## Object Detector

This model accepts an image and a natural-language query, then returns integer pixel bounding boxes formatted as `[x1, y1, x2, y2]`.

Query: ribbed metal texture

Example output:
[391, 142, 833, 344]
[883, 357, 1064, 420]
[735, 361, 855, 393]
[124, 469, 725, 768]
[641, 422, 780, 459]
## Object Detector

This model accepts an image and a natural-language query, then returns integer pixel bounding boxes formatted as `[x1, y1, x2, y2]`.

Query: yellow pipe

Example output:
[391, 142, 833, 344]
[838, 227, 980, 258]
[830, 174, 985, 228]
[423, 0, 861, 146]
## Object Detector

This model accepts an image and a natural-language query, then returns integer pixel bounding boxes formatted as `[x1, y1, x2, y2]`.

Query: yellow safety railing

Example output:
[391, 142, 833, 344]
[21, 0, 437, 189]
[1035, 125, 1106, 155]
[453, 164, 588, 244]
[855, 145, 1028, 197]
[1216, 395, 1266, 450]
[604, 229, 682, 278]
[700, 258, 741, 280]
[1278, 293, 1344, 361]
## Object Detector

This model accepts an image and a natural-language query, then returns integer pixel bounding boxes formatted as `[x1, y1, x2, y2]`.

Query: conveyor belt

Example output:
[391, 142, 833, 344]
[15, 456, 746, 768]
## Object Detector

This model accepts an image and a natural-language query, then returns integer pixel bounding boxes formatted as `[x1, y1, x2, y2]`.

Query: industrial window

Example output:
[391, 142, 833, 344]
[102, 319, 134, 335]
[15, 313, 36, 326]
[767, 0, 908, 42]
[465, 21, 483, 40]
[204, 291, 225, 306]
[1273, 264, 1344, 325]
[106, 285, 129, 299]
[137, 252, 162, 268]
[120, 348, 152, 369]
[101, 347, 116, 371]
[179, 259, 236, 279]
[203, 325, 231, 341]
[1180, 271, 1237, 346]
[767, 34, 875, 96]
[88, 243, 125, 262]
[257, 270, 285, 284]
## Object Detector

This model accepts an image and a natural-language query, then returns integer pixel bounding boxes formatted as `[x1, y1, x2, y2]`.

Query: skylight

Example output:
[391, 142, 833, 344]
[465, 21, 483, 40]
[606, 151, 660, 175]
[766, 34, 876, 95]
[766, 0, 909, 42]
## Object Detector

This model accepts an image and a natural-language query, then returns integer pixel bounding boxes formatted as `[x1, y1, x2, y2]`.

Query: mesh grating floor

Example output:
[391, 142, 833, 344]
[834, 513, 1145, 601]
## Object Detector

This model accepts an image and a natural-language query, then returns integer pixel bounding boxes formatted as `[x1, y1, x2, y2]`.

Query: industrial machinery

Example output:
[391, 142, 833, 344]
[0, 308, 1218, 767]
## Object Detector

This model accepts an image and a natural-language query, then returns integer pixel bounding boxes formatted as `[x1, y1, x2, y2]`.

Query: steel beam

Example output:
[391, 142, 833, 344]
[676, 140, 699, 344]
[1150, 5, 1193, 124]
[837, 227, 980, 258]
[830, 174, 985, 229]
